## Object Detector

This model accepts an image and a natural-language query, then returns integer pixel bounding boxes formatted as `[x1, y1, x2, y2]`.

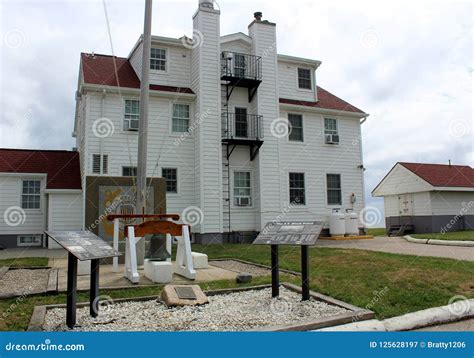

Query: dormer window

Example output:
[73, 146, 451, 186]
[298, 68, 312, 89]
[150, 48, 166, 71]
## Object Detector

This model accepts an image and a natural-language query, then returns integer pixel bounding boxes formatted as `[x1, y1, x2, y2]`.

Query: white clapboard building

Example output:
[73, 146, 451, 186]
[372, 162, 474, 235]
[74, 1, 369, 243]
[0, 0, 368, 247]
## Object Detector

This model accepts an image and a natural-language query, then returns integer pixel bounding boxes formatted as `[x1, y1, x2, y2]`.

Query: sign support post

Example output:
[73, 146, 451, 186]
[271, 244, 279, 297]
[66, 252, 78, 329]
[90, 258, 100, 317]
[301, 245, 310, 301]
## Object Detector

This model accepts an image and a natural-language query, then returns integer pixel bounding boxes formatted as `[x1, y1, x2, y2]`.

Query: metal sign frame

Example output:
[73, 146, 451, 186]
[44, 231, 121, 329]
[253, 222, 323, 301]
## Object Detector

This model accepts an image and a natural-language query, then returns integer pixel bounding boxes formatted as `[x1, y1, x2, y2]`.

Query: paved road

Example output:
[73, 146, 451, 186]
[316, 236, 474, 261]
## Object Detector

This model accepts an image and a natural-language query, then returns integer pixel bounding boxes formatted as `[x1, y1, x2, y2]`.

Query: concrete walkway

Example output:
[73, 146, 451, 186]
[1, 237, 473, 262]
[316, 236, 474, 261]
[414, 318, 474, 331]
[0, 248, 68, 260]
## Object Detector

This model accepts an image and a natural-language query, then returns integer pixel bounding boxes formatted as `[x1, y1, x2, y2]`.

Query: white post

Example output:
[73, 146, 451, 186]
[112, 218, 119, 272]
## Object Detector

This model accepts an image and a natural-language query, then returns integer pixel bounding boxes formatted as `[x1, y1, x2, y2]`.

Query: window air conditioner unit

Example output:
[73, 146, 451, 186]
[325, 134, 340, 144]
[127, 120, 139, 131]
[236, 197, 251, 206]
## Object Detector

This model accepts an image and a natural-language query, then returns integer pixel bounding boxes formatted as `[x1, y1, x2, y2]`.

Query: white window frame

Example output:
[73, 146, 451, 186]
[123, 98, 140, 132]
[288, 172, 306, 206]
[17, 235, 42, 247]
[150, 47, 167, 72]
[170, 103, 191, 134]
[323, 117, 339, 145]
[162, 167, 178, 194]
[92, 154, 108, 175]
[232, 170, 253, 208]
[287, 113, 304, 142]
[21, 179, 41, 210]
[297, 67, 312, 91]
[326, 173, 343, 207]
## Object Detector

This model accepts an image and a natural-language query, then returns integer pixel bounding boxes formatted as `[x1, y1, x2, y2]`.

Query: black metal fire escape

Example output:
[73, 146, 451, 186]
[220, 51, 263, 238]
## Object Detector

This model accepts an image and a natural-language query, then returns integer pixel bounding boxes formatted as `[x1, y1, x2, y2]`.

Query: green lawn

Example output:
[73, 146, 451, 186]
[0, 257, 49, 268]
[1, 246, 473, 331]
[367, 228, 387, 237]
[194, 245, 474, 320]
[412, 230, 474, 241]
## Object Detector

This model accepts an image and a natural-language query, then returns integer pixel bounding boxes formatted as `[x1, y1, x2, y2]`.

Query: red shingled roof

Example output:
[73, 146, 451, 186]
[81, 53, 363, 113]
[279, 86, 365, 114]
[80, 53, 194, 94]
[399, 162, 474, 188]
[0, 149, 81, 190]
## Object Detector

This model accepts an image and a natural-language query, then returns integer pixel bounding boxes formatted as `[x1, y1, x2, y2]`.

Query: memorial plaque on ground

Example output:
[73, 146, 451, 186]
[253, 221, 323, 246]
[44, 231, 121, 261]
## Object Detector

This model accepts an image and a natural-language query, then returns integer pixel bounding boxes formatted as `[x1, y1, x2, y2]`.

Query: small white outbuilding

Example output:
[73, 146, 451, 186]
[372, 162, 474, 235]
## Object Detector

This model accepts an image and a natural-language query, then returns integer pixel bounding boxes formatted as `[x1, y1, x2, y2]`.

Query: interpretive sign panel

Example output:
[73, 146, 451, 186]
[253, 221, 323, 246]
[45, 231, 121, 261]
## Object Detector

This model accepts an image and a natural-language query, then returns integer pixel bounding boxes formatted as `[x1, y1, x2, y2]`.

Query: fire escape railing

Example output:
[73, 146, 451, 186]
[221, 112, 263, 141]
[220, 51, 262, 81]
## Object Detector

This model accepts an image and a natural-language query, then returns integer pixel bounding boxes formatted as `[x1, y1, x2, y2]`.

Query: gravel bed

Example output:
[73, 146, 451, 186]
[43, 287, 349, 331]
[0, 269, 50, 297]
[209, 260, 270, 276]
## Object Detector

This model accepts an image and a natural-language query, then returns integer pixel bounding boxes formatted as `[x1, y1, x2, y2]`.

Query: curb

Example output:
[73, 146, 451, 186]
[404, 235, 474, 247]
[316, 299, 474, 331]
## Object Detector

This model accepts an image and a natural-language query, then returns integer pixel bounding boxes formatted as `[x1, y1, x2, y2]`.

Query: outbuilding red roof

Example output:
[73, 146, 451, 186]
[80, 53, 194, 94]
[279, 87, 366, 114]
[399, 162, 474, 188]
[0, 149, 81, 190]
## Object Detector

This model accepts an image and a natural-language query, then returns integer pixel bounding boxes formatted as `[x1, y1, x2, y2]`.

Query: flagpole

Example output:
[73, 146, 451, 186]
[136, 0, 152, 265]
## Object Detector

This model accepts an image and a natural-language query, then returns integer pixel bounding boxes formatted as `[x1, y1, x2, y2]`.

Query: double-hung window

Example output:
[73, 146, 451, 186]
[233, 171, 252, 206]
[298, 68, 312, 89]
[124, 99, 140, 131]
[162, 168, 178, 193]
[324, 118, 338, 136]
[172, 104, 190, 133]
[150, 48, 166, 71]
[21, 180, 41, 209]
[324, 118, 339, 144]
[288, 113, 303, 141]
[327, 174, 342, 205]
[289, 173, 305, 205]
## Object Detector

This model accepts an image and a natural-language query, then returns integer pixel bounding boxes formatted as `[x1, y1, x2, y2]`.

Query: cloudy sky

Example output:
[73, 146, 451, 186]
[0, 0, 472, 226]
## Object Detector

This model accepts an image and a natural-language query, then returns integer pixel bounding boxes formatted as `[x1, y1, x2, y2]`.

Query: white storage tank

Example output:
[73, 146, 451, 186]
[329, 209, 346, 236]
[345, 210, 359, 236]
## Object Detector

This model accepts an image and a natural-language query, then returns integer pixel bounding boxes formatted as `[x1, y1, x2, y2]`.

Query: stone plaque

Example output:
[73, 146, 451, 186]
[253, 221, 323, 246]
[161, 285, 209, 307]
[44, 231, 121, 261]
[174, 286, 197, 300]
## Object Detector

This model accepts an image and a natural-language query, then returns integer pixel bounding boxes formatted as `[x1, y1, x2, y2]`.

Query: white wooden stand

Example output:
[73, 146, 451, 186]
[124, 226, 142, 284]
[174, 225, 196, 280]
[123, 222, 195, 283]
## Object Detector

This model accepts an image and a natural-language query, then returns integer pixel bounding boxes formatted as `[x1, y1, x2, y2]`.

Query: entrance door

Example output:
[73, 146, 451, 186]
[235, 107, 248, 138]
[398, 194, 413, 216]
